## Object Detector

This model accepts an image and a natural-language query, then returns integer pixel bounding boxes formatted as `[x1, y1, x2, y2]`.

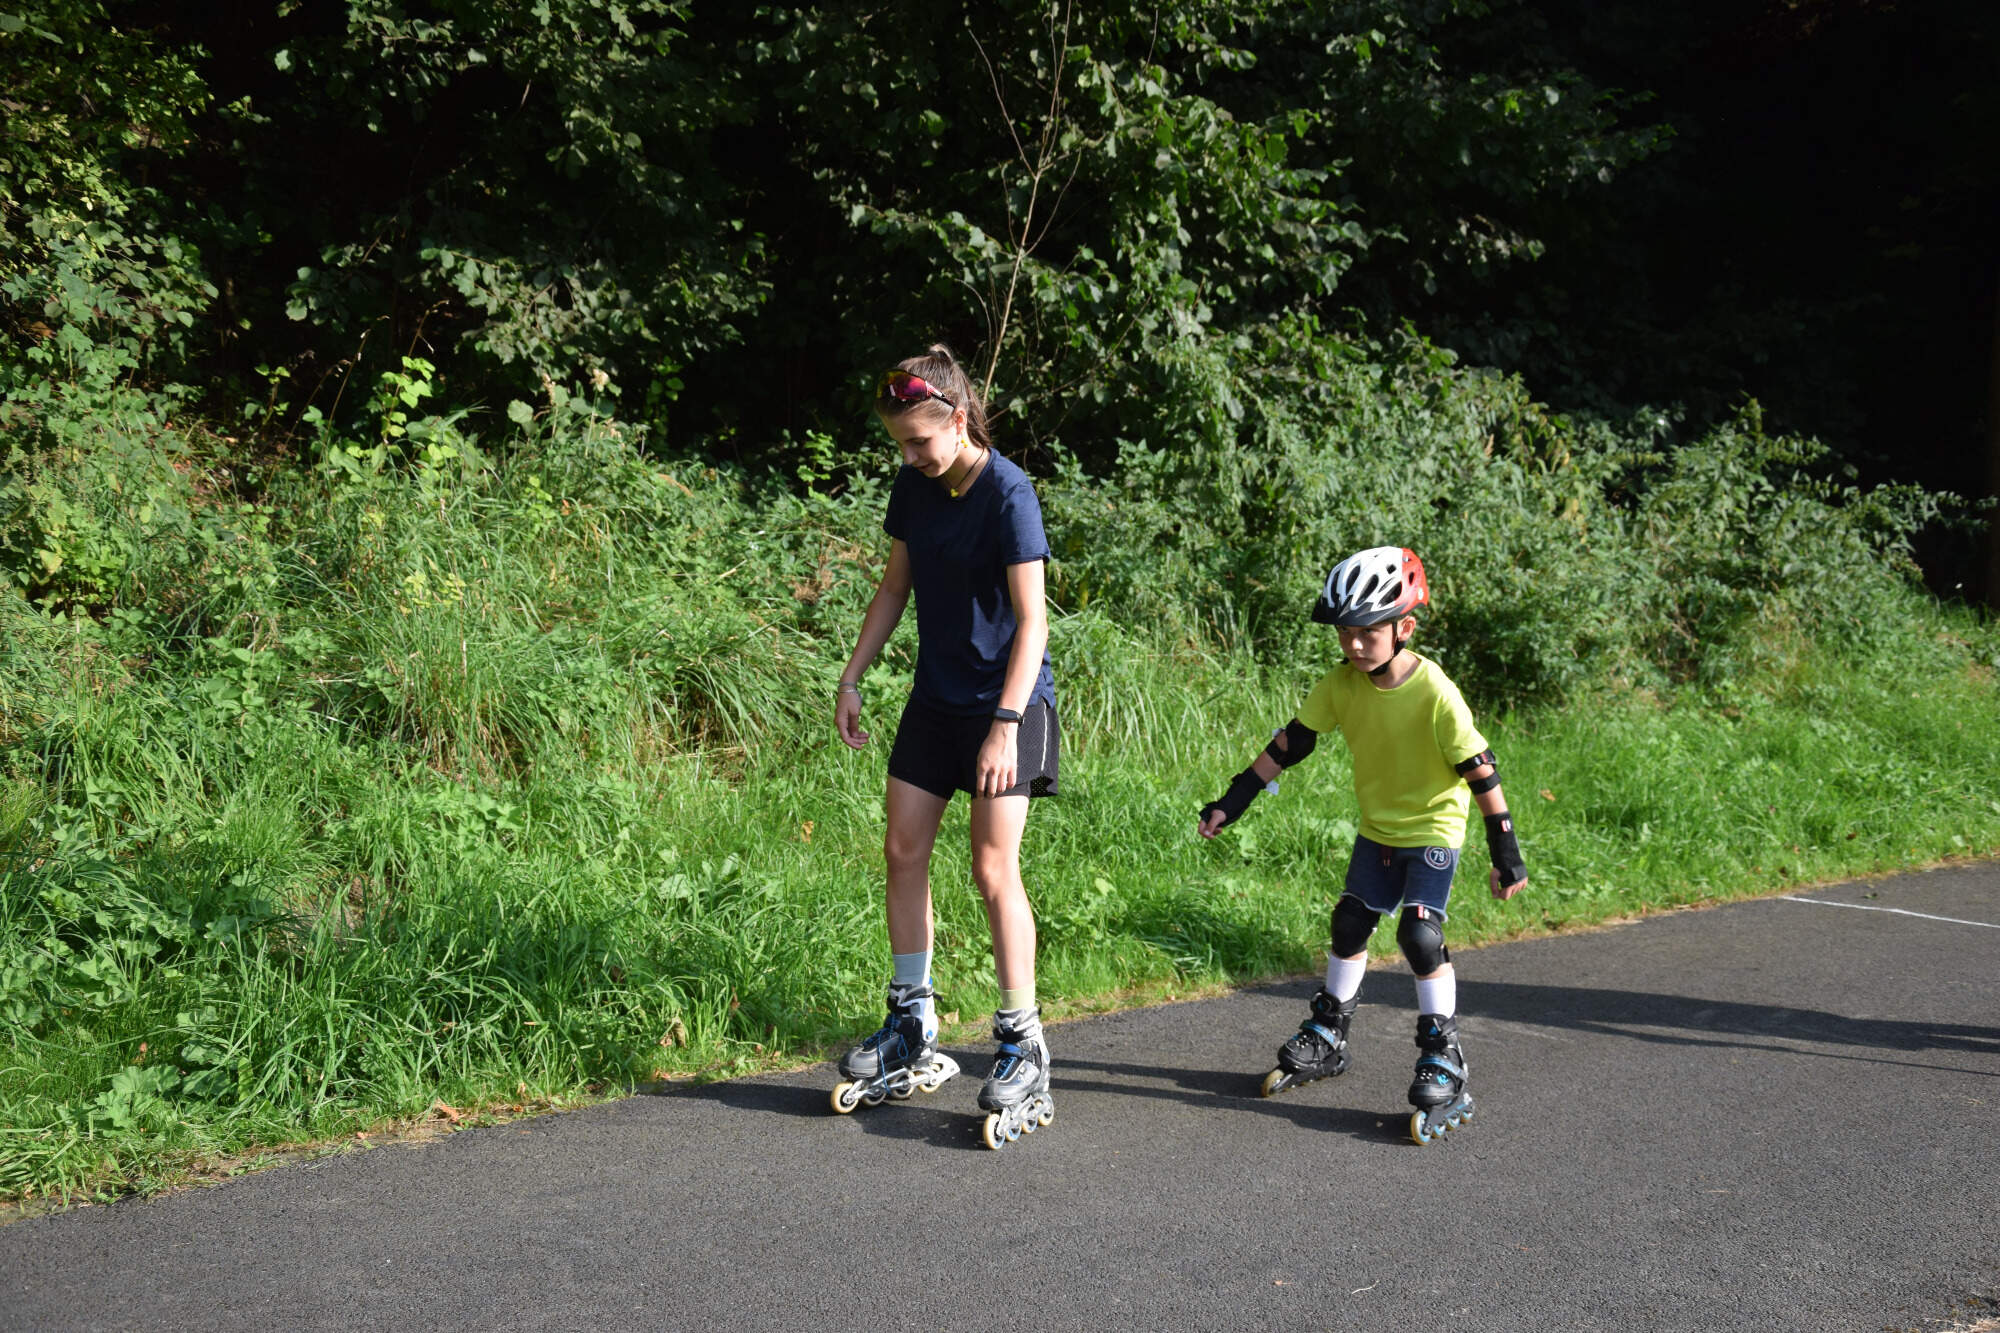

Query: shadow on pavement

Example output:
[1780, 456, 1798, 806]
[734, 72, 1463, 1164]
[1050, 1056, 1406, 1144]
[1460, 979, 2000, 1068]
[648, 1043, 1412, 1146]
[642, 974, 1997, 1147]
[1245, 977, 2000, 1068]
[641, 1049, 999, 1151]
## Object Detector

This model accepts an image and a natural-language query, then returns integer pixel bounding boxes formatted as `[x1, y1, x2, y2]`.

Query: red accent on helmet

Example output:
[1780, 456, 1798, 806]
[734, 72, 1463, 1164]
[1397, 548, 1430, 616]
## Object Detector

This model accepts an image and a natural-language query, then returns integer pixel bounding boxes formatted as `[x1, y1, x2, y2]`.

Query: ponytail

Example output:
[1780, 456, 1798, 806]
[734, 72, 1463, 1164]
[875, 343, 993, 450]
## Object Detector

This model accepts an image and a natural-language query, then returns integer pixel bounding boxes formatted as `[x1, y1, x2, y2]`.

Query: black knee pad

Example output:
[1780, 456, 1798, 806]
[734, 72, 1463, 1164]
[1397, 906, 1450, 974]
[1330, 895, 1380, 958]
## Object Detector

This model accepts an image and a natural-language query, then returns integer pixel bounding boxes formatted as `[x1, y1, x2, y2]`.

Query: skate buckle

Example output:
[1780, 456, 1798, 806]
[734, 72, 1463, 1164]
[1415, 1052, 1464, 1081]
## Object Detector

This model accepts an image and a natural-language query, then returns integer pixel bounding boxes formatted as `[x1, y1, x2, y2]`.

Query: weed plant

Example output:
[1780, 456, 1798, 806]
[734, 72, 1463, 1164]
[3, 360, 1997, 1203]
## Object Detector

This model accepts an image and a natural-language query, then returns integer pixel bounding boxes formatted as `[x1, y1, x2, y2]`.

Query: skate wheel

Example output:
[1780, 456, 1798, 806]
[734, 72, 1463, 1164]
[1036, 1100, 1054, 1128]
[1004, 1115, 1022, 1143]
[1409, 1110, 1434, 1145]
[1259, 1068, 1288, 1098]
[830, 1082, 862, 1114]
[888, 1084, 914, 1100]
[981, 1112, 1005, 1151]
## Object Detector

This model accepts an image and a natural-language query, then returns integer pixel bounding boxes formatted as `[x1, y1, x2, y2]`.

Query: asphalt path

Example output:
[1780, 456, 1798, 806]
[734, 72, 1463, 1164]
[5, 864, 1999, 1332]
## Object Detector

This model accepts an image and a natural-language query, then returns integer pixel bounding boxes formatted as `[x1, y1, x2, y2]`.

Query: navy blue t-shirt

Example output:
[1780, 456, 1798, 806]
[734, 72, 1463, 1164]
[883, 452, 1058, 717]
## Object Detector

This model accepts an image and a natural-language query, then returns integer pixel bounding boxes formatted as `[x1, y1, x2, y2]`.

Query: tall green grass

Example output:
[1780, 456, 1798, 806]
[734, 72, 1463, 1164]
[3, 403, 1997, 1204]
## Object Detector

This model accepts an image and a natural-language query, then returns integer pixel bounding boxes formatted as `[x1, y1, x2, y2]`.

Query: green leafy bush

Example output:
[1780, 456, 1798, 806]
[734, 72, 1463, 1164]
[1037, 323, 1949, 708]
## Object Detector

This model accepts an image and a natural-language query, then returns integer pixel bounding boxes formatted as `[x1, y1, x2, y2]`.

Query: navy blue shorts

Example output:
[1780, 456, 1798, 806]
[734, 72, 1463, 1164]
[1341, 834, 1460, 919]
[887, 697, 1059, 801]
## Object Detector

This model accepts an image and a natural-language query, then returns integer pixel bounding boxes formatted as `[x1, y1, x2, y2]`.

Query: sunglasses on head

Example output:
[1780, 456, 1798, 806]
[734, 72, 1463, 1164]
[877, 370, 956, 408]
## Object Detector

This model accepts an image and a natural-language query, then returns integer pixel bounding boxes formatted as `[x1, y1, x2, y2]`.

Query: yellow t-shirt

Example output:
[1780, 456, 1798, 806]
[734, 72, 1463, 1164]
[1296, 653, 1488, 849]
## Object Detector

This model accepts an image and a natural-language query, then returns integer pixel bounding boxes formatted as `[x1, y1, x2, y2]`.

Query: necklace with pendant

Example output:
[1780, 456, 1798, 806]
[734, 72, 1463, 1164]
[946, 446, 985, 498]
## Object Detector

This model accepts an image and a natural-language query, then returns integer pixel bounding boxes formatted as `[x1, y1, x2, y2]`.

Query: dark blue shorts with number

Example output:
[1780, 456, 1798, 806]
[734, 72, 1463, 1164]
[1342, 834, 1460, 919]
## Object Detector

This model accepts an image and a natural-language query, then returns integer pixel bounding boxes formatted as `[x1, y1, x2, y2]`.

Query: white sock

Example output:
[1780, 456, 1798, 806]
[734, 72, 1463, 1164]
[891, 950, 931, 990]
[1324, 954, 1368, 1003]
[1415, 966, 1457, 1018]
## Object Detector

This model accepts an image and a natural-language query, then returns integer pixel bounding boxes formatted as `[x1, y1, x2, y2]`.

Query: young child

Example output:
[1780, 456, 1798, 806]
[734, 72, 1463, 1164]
[1197, 546, 1527, 1143]
[830, 344, 1060, 1150]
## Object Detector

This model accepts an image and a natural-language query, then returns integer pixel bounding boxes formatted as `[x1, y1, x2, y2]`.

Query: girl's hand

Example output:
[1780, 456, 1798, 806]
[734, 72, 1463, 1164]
[976, 722, 1019, 798]
[1490, 866, 1526, 900]
[836, 690, 868, 749]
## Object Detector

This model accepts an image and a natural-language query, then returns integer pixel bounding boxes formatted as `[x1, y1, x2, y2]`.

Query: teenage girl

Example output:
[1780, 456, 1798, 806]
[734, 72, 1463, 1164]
[831, 344, 1060, 1146]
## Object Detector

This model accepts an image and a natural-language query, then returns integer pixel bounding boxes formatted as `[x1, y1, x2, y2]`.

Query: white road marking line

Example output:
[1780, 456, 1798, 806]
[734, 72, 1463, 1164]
[1778, 895, 2000, 930]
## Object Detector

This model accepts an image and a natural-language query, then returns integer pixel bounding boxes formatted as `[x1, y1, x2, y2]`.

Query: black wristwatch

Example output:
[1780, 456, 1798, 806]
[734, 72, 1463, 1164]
[992, 707, 1023, 724]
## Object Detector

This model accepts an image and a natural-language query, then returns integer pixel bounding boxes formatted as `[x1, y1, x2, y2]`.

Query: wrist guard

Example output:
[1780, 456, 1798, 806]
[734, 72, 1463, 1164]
[1484, 811, 1526, 886]
[1200, 768, 1270, 830]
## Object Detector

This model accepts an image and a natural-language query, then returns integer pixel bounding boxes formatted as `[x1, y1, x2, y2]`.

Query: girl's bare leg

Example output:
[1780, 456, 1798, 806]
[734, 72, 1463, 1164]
[968, 793, 1036, 991]
[883, 777, 949, 955]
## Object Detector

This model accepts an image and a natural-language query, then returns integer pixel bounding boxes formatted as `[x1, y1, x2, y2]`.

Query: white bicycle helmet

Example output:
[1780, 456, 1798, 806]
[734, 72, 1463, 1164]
[1312, 546, 1430, 626]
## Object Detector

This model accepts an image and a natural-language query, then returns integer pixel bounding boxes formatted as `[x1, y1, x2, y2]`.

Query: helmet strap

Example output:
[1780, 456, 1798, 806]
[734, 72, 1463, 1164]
[1367, 634, 1410, 677]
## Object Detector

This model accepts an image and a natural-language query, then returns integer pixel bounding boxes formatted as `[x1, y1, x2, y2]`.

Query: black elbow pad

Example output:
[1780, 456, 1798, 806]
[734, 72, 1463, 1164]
[1455, 748, 1499, 793]
[1264, 718, 1319, 769]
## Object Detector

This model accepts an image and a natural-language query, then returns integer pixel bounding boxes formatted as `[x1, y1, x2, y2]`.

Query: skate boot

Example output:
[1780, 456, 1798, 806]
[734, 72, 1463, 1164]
[1407, 1012, 1474, 1144]
[1260, 988, 1357, 1097]
[830, 983, 959, 1114]
[976, 1007, 1054, 1150]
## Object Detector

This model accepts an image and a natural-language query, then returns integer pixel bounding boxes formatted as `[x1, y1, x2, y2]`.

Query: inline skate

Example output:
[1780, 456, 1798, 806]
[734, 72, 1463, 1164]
[830, 983, 959, 1114]
[976, 1008, 1054, 1150]
[1260, 988, 1357, 1097]
[1407, 1012, 1474, 1143]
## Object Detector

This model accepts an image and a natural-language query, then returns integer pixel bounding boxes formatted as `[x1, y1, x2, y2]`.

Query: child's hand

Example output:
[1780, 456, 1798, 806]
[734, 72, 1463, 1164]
[1198, 768, 1268, 837]
[836, 690, 868, 750]
[1490, 866, 1526, 900]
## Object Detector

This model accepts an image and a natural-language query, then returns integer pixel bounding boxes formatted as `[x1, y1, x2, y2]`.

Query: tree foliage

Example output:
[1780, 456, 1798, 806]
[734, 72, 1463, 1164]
[4, 0, 1984, 620]
[0, 1, 213, 390]
[2, 0, 1664, 469]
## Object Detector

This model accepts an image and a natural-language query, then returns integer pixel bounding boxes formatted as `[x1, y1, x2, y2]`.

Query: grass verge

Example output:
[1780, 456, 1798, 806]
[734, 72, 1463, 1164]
[4, 610, 1996, 1205]
[4, 419, 1996, 1205]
